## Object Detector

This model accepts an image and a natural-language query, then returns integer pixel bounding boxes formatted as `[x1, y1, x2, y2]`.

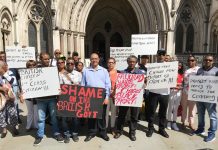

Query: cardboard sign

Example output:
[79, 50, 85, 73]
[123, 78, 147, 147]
[131, 34, 158, 55]
[115, 73, 144, 107]
[57, 84, 105, 118]
[188, 76, 218, 103]
[19, 67, 60, 99]
[110, 47, 134, 70]
[6, 46, 35, 68]
[146, 61, 178, 89]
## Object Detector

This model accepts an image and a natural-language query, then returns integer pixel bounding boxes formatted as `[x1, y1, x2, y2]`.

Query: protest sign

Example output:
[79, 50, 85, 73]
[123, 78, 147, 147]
[131, 34, 158, 55]
[85, 59, 90, 68]
[57, 84, 105, 119]
[115, 73, 144, 107]
[110, 47, 134, 70]
[19, 67, 60, 99]
[6, 46, 35, 68]
[146, 61, 178, 89]
[188, 76, 218, 103]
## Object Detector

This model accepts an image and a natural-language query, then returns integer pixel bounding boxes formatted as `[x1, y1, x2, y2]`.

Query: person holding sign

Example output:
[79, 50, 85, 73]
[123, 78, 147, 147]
[81, 52, 111, 142]
[114, 55, 144, 141]
[33, 53, 64, 146]
[193, 55, 218, 142]
[181, 55, 200, 130]
[146, 50, 170, 138]
[23, 60, 38, 132]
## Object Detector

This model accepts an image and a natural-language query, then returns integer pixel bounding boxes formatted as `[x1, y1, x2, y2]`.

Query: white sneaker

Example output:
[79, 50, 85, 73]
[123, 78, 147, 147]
[167, 122, 171, 130]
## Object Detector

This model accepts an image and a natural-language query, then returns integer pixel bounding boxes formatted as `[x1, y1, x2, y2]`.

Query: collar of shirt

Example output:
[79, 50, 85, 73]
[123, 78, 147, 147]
[87, 65, 103, 71]
[124, 68, 141, 74]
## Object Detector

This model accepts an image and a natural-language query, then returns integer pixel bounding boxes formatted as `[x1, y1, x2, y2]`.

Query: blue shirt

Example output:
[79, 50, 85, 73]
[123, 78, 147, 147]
[81, 65, 111, 99]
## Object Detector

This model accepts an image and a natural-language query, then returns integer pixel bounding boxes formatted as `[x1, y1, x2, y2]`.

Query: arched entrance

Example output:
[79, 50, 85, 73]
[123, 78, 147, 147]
[85, 0, 139, 62]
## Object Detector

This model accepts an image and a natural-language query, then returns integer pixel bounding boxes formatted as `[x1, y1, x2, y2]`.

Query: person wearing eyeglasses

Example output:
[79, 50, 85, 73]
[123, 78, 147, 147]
[23, 60, 38, 132]
[106, 57, 119, 136]
[50, 49, 62, 67]
[193, 55, 218, 142]
[62, 57, 82, 143]
[181, 55, 200, 131]
[81, 52, 111, 142]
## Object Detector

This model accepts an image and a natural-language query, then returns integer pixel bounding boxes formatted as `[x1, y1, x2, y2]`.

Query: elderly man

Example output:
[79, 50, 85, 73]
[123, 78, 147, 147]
[193, 54, 218, 142]
[51, 49, 62, 66]
[114, 55, 144, 141]
[81, 52, 111, 142]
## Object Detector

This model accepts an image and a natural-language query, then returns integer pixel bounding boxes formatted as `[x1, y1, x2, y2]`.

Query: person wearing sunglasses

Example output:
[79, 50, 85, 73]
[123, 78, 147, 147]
[50, 49, 62, 67]
[193, 55, 218, 142]
[63, 57, 82, 143]
[181, 55, 200, 131]
[23, 60, 38, 132]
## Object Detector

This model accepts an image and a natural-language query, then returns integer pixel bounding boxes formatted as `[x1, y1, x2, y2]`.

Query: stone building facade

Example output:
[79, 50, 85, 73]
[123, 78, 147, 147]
[0, 0, 217, 62]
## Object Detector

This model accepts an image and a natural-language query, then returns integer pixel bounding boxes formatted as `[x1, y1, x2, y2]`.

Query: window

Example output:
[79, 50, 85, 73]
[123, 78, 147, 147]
[175, 24, 184, 54]
[186, 24, 194, 52]
[28, 22, 37, 48]
[40, 22, 48, 52]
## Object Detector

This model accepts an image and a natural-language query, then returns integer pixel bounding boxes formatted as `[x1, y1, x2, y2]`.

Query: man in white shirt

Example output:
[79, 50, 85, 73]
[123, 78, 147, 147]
[50, 49, 62, 67]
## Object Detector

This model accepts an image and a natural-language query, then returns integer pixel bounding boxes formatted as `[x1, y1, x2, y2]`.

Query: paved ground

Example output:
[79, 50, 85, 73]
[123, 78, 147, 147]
[0, 103, 218, 150]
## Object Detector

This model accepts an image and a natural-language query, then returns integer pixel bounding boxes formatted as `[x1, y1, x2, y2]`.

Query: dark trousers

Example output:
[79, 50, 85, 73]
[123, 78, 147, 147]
[116, 106, 139, 135]
[147, 92, 169, 130]
[88, 105, 107, 136]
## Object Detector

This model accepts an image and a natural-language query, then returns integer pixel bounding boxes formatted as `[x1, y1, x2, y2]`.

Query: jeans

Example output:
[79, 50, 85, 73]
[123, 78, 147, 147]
[62, 117, 79, 137]
[37, 99, 60, 138]
[196, 102, 217, 134]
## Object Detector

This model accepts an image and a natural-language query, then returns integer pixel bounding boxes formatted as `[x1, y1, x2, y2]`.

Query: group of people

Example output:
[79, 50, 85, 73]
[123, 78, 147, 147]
[0, 48, 217, 147]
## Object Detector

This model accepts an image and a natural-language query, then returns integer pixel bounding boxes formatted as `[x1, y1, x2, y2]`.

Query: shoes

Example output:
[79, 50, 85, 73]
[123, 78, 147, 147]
[167, 122, 171, 130]
[204, 133, 216, 142]
[33, 137, 43, 146]
[181, 122, 186, 129]
[72, 134, 79, 142]
[100, 134, 110, 141]
[189, 124, 195, 131]
[54, 134, 64, 143]
[158, 129, 169, 138]
[64, 136, 70, 143]
[26, 128, 33, 132]
[146, 128, 154, 137]
[114, 132, 122, 139]
[1, 130, 7, 138]
[12, 127, 19, 136]
[171, 122, 179, 131]
[84, 135, 95, 142]
[193, 129, 205, 136]
[129, 134, 136, 141]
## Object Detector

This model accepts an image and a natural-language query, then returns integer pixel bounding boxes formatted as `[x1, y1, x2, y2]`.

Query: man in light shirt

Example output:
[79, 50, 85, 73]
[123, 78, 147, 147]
[81, 52, 111, 142]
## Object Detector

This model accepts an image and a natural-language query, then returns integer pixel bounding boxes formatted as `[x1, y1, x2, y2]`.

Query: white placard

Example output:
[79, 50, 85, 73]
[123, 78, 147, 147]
[5, 46, 36, 68]
[146, 61, 178, 89]
[131, 34, 158, 55]
[85, 59, 90, 68]
[19, 67, 60, 99]
[188, 76, 218, 103]
[115, 73, 144, 107]
[110, 47, 134, 70]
